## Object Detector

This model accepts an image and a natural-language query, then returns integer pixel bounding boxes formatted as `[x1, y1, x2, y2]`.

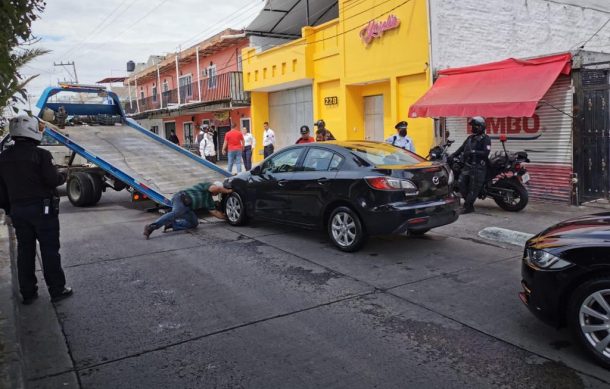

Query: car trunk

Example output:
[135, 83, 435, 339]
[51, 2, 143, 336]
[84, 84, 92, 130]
[375, 161, 451, 202]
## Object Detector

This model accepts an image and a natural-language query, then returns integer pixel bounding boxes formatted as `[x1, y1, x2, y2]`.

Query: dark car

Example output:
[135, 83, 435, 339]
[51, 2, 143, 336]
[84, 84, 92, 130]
[222, 140, 459, 252]
[520, 213, 610, 369]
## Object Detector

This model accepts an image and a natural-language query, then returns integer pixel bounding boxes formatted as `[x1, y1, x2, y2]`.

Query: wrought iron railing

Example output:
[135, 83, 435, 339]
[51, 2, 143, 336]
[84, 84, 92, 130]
[124, 71, 249, 114]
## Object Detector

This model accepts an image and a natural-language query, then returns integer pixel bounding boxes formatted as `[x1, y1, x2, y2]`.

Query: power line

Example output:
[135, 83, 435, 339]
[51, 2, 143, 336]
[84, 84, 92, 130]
[571, 17, 610, 51]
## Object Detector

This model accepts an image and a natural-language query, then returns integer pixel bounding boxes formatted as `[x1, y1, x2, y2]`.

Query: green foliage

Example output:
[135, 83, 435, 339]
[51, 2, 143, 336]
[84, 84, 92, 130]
[0, 0, 48, 114]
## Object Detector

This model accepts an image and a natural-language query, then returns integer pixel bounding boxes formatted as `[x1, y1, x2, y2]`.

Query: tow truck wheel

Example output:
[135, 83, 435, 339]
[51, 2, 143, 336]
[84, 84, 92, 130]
[85, 173, 103, 205]
[67, 172, 95, 207]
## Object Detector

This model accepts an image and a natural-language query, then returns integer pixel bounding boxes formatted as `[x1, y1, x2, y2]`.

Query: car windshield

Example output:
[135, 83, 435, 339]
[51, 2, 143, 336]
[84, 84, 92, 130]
[342, 142, 424, 166]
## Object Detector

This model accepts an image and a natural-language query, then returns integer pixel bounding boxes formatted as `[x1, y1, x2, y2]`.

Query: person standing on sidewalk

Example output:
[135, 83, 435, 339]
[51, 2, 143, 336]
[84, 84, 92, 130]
[262, 122, 275, 158]
[386, 121, 415, 153]
[314, 119, 335, 142]
[168, 129, 180, 145]
[199, 127, 217, 164]
[295, 125, 315, 144]
[0, 115, 72, 304]
[222, 123, 244, 174]
[143, 181, 232, 239]
[241, 127, 255, 171]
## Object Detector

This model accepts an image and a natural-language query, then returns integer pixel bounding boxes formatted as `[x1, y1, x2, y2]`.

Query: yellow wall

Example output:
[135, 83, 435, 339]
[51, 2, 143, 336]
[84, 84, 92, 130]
[243, 0, 433, 160]
[250, 92, 269, 161]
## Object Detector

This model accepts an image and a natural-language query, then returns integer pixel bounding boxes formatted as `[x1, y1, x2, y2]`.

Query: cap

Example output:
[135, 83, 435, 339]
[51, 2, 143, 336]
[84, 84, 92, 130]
[395, 121, 408, 130]
[300, 125, 310, 134]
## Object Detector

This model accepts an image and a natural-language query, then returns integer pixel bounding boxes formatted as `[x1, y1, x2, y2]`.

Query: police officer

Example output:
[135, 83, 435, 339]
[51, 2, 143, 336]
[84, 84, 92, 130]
[314, 120, 335, 142]
[0, 115, 72, 304]
[450, 116, 491, 214]
[386, 121, 415, 152]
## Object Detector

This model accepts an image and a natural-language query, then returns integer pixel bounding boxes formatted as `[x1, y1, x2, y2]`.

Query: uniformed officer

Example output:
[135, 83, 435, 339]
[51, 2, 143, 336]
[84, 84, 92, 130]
[450, 116, 491, 214]
[314, 120, 335, 142]
[0, 115, 72, 304]
[386, 121, 415, 152]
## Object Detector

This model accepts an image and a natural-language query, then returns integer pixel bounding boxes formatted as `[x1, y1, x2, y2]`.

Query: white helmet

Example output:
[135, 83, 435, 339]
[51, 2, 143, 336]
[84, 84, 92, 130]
[9, 115, 43, 142]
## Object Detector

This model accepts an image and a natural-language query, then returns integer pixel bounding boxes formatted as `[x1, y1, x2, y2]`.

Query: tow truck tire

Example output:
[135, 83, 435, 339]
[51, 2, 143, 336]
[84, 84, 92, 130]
[67, 172, 95, 207]
[86, 173, 103, 205]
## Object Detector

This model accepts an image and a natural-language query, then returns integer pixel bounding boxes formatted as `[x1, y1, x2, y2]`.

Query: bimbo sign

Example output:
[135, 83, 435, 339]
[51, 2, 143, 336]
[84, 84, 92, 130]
[467, 115, 543, 140]
[360, 14, 400, 45]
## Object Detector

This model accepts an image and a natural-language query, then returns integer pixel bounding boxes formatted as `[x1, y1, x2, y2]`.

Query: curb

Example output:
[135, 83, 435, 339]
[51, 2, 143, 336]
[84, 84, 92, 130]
[478, 226, 534, 247]
[0, 212, 26, 389]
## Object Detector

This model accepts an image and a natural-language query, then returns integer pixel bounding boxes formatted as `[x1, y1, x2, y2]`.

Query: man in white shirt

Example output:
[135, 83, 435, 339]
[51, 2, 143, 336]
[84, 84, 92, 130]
[241, 127, 255, 171]
[263, 121, 275, 158]
[199, 127, 217, 164]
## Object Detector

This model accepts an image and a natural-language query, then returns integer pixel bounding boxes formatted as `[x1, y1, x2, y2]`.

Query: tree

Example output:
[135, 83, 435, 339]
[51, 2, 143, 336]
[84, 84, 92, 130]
[0, 0, 48, 115]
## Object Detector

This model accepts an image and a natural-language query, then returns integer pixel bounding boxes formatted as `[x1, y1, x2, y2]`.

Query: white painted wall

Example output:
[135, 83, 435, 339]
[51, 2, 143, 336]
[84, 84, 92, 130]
[428, 0, 610, 70]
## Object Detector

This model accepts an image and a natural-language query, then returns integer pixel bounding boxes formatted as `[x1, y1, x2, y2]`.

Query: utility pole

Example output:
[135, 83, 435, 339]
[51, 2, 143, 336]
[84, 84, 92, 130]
[53, 61, 79, 83]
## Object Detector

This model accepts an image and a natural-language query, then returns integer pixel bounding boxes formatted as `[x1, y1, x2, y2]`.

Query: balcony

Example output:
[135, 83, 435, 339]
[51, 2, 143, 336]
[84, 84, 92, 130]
[124, 71, 249, 115]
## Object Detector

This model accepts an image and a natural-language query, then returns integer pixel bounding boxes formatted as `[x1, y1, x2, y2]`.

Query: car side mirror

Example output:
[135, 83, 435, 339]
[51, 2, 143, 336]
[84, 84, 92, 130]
[251, 165, 261, 175]
[499, 134, 507, 143]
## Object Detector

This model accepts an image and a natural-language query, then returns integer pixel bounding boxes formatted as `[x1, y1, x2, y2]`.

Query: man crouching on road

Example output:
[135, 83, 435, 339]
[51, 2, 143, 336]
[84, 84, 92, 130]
[143, 181, 232, 239]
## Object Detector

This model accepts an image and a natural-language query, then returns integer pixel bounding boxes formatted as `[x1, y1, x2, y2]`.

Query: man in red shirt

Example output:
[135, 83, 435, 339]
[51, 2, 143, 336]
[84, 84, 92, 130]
[222, 123, 244, 174]
[295, 125, 315, 144]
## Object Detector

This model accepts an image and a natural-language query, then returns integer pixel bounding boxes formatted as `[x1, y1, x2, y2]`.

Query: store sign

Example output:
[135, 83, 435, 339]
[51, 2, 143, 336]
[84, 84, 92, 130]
[324, 96, 338, 105]
[466, 115, 543, 140]
[360, 14, 401, 45]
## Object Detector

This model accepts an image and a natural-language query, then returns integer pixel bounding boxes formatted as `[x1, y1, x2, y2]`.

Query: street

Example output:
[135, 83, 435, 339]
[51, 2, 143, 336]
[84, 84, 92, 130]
[13, 189, 610, 388]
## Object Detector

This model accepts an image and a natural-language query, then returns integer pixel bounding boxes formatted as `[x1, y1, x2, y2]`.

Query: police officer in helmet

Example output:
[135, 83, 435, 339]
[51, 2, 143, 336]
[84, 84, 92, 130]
[0, 115, 72, 304]
[450, 116, 491, 214]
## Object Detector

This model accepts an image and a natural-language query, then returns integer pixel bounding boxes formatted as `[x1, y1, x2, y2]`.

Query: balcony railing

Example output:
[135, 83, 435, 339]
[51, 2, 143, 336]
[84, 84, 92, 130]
[124, 71, 249, 115]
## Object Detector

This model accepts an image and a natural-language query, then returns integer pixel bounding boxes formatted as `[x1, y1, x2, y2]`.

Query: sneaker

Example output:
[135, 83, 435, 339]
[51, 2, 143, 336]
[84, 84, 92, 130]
[22, 293, 39, 305]
[143, 224, 155, 239]
[50, 287, 73, 303]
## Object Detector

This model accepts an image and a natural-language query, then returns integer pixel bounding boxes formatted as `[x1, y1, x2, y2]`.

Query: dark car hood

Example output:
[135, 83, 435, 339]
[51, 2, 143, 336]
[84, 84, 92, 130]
[528, 213, 610, 251]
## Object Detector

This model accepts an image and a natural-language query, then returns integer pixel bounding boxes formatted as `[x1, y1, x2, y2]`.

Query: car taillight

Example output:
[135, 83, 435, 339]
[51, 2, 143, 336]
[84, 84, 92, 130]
[365, 176, 418, 195]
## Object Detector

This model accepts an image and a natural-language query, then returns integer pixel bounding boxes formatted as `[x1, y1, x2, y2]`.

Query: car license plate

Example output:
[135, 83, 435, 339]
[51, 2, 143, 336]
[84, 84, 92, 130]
[521, 173, 530, 183]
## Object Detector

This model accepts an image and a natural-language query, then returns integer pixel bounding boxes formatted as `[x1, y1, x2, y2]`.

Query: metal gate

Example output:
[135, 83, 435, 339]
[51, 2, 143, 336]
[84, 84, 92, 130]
[269, 86, 313, 150]
[577, 69, 610, 202]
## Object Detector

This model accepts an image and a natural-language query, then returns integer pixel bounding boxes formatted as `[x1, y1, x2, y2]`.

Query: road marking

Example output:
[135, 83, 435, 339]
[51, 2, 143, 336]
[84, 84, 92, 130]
[478, 227, 535, 247]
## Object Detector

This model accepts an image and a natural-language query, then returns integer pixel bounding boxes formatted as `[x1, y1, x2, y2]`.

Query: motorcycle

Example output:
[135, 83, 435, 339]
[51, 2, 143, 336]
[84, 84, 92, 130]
[429, 134, 531, 212]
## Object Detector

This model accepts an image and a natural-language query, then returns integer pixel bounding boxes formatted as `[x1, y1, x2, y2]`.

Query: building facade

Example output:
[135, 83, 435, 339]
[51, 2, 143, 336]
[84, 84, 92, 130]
[124, 29, 251, 157]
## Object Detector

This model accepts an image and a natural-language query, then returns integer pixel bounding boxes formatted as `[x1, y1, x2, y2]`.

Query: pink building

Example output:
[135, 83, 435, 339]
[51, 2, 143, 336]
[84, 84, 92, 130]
[124, 29, 251, 157]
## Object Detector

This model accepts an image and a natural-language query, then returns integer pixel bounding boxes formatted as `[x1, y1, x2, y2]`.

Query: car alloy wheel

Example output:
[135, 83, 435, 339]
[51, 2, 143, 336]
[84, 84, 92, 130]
[226, 195, 241, 223]
[331, 211, 357, 247]
[579, 289, 610, 358]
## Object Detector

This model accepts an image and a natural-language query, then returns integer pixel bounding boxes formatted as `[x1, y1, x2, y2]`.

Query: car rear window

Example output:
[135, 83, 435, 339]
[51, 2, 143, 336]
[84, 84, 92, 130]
[342, 142, 424, 166]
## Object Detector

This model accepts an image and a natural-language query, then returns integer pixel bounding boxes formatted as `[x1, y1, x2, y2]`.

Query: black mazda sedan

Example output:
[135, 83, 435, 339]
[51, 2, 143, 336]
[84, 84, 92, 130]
[222, 140, 459, 252]
[520, 213, 610, 369]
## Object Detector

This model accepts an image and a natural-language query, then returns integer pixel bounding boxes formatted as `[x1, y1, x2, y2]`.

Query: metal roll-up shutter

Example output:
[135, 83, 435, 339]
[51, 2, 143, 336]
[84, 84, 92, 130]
[444, 75, 573, 203]
[269, 86, 313, 150]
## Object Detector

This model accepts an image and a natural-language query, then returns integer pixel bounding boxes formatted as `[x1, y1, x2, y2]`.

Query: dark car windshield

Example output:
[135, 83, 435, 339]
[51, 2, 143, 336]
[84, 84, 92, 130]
[342, 142, 424, 166]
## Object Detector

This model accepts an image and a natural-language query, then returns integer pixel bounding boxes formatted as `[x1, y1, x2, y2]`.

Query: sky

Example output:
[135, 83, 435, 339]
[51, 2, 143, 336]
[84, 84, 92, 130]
[19, 0, 265, 111]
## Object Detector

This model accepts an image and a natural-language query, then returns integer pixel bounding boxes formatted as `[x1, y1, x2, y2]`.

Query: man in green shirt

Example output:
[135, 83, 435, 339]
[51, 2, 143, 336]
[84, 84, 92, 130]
[143, 181, 232, 239]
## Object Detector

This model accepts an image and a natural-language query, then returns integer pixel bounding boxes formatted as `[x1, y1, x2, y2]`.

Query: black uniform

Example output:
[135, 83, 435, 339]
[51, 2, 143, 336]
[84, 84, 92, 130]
[0, 139, 67, 299]
[452, 134, 491, 211]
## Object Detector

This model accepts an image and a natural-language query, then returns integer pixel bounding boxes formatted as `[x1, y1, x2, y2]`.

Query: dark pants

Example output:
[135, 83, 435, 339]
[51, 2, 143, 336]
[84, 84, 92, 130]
[205, 155, 217, 164]
[263, 145, 274, 158]
[10, 202, 66, 298]
[242, 146, 253, 171]
[458, 163, 487, 210]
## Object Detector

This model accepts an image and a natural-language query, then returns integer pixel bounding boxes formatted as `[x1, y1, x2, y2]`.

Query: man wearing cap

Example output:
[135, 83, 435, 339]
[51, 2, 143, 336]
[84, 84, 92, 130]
[143, 181, 233, 239]
[386, 121, 415, 153]
[295, 125, 315, 144]
[0, 115, 72, 304]
[314, 120, 335, 142]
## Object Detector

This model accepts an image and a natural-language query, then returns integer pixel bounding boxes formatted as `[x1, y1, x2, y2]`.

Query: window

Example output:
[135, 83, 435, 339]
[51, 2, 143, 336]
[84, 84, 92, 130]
[162, 80, 169, 92]
[207, 64, 217, 89]
[150, 125, 159, 134]
[329, 153, 344, 171]
[237, 53, 242, 72]
[343, 142, 424, 166]
[179, 74, 192, 101]
[302, 148, 334, 172]
[183, 122, 194, 145]
[164, 121, 176, 139]
[140, 89, 145, 100]
[152, 84, 157, 102]
[262, 148, 303, 174]
[240, 117, 251, 132]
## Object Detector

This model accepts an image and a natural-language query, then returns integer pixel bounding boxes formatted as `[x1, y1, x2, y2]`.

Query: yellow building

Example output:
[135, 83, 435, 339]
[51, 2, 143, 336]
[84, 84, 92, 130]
[243, 0, 433, 161]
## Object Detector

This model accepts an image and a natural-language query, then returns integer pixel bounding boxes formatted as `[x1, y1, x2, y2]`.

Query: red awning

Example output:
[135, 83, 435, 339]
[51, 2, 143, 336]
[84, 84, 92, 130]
[408, 53, 572, 118]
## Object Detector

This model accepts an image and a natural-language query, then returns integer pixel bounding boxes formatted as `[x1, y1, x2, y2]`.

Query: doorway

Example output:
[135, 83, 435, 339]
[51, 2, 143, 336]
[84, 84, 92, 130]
[364, 95, 384, 141]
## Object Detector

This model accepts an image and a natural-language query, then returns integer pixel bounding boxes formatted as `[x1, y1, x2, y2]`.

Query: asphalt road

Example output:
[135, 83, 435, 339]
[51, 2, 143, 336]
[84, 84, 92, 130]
[18, 189, 610, 388]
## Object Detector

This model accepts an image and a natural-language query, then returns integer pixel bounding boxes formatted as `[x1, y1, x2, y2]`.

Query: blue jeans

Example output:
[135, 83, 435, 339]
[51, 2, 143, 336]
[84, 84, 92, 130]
[242, 146, 252, 171]
[151, 192, 199, 231]
[227, 150, 242, 173]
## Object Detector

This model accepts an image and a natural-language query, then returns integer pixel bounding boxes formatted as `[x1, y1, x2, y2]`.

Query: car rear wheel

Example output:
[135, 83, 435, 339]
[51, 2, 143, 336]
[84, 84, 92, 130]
[328, 206, 366, 252]
[568, 279, 610, 369]
[225, 192, 248, 226]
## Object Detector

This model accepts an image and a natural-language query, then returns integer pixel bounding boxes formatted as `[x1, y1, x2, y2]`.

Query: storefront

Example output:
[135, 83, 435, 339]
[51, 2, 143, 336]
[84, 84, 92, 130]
[242, 0, 433, 161]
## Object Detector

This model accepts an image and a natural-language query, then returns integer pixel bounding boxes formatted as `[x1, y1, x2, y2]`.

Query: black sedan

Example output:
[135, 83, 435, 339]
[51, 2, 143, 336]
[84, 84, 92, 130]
[520, 213, 610, 369]
[222, 141, 459, 252]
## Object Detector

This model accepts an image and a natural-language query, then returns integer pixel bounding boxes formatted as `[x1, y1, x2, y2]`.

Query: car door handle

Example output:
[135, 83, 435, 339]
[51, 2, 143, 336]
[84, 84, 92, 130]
[317, 178, 330, 185]
[278, 179, 288, 187]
